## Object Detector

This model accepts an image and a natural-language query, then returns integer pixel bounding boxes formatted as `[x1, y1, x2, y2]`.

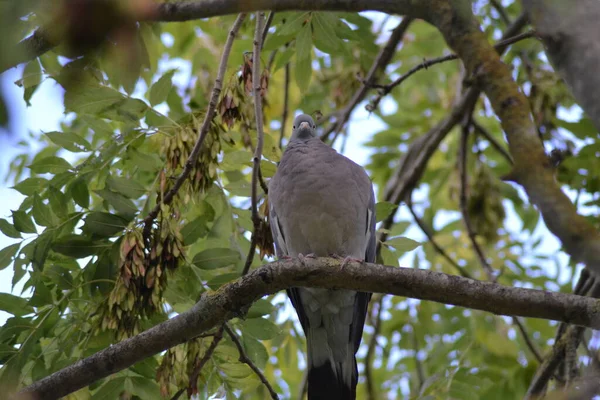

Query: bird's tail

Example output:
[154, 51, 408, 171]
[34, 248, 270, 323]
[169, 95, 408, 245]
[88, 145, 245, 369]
[305, 330, 357, 400]
[307, 358, 357, 400]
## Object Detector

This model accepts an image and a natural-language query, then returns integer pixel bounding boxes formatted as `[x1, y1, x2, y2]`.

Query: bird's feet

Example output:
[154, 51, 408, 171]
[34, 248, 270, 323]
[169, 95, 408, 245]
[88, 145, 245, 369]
[330, 254, 364, 271]
[298, 253, 317, 266]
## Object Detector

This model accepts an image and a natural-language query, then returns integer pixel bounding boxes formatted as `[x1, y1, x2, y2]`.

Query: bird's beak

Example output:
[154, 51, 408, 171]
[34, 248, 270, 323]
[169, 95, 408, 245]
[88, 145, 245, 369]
[300, 121, 310, 129]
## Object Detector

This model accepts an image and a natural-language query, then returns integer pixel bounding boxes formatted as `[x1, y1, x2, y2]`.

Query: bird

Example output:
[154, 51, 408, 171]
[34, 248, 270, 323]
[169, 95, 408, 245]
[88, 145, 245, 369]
[268, 114, 376, 399]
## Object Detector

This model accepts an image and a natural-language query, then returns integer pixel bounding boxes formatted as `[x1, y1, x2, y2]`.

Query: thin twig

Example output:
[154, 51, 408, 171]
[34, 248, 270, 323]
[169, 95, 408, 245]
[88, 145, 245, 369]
[142, 13, 247, 243]
[224, 324, 279, 399]
[320, 17, 413, 141]
[242, 12, 266, 277]
[365, 296, 384, 400]
[279, 62, 291, 148]
[458, 122, 496, 280]
[471, 119, 513, 164]
[261, 12, 275, 48]
[406, 192, 472, 279]
[185, 326, 224, 398]
[490, 0, 511, 25]
[512, 317, 543, 363]
[367, 30, 536, 112]
[411, 325, 426, 392]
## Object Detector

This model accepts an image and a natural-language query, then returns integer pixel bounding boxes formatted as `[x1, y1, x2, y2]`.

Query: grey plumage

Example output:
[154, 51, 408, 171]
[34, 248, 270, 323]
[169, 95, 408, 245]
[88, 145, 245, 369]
[269, 114, 376, 400]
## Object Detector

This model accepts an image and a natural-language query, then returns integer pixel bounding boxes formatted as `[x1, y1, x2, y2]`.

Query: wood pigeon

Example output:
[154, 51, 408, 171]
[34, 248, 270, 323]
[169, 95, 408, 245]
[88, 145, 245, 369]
[268, 114, 376, 400]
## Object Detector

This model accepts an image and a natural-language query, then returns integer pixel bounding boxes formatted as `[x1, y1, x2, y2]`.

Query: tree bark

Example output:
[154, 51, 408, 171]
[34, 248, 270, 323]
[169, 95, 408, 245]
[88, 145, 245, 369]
[17, 258, 600, 400]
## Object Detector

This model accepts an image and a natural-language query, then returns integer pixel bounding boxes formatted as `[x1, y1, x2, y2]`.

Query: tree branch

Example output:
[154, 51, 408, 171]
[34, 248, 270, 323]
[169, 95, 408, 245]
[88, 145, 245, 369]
[278, 62, 291, 148]
[141, 13, 247, 243]
[367, 30, 536, 112]
[18, 257, 600, 400]
[406, 192, 472, 278]
[320, 17, 413, 141]
[425, 2, 600, 275]
[224, 324, 279, 399]
[242, 12, 267, 277]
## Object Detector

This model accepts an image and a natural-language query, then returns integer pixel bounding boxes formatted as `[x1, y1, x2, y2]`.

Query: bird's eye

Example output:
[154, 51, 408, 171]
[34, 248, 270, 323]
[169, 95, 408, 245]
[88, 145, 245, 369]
[293, 125, 295, 129]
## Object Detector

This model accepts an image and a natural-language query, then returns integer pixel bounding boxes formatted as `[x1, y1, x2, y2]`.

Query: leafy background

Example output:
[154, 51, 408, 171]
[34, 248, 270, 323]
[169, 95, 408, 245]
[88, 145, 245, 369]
[0, 1, 598, 399]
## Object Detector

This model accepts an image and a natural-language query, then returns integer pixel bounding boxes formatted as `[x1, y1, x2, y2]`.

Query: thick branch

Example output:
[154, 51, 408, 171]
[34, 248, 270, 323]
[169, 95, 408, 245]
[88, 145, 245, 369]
[18, 258, 600, 400]
[425, 1, 600, 274]
[153, 1, 425, 22]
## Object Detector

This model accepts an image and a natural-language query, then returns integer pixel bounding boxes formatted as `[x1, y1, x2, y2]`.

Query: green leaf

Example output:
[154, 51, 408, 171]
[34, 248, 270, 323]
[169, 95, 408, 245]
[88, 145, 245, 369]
[129, 376, 160, 399]
[91, 376, 127, 400]
[12, 177, 49, 196]
[384, 236, 421, 253]
[16, 60, 42, 89]
[12, 210, 36, 233]
[295, 24, 312, 61]
[45, 131, 92, 152]
[380, 244, 399, 267]
[47, 186, 68, 218]
[181, 215, 211, 245]
[65, 86, 148, 122]
[0, 219, 22, 239]
[149, 70, 175, 106]
[278, 12, 310, 36]
[32, 193, 56, 227]
[247, 299, 275, 318]
[106, 176, 146, 199]
[0, 244, 20, 271]
[312, 14, 341, 54]
[127, 148, 163, 172]
[241, 317, 281, 340]
[273, 46, 294, 73]
[0, 293, 33, 317]
[28, 156, 73, 174]
[52, 235, 107, 258]
[242, 335, 268, 369]
[81, 212, 129, 237]
[95, 189, 138, 218]
[70, 178, 90, 208]
[224, 180, 252, 197]
[375, 201, 398, 223]
[192, 248, 241, 270]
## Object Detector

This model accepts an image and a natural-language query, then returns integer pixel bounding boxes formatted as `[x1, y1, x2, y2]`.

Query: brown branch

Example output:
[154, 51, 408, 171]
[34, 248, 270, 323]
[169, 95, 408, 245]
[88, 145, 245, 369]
[224, 324, 279, 399]
[490, 0, 511, 26]
[320, 17, 413, 141]
[471, 119, 513, 165]
[458, 122, 496, 280]
[242, 12, 266, 277]
[513, 317, 543, 363]
[279, 62, 291, 148]
[367, 30, 536, 112]
[261, 11, 275, 48]
[525, 326, 585, 399]
[406, 192, 472, 279]
[411, 325, 426, 392]
[141, 13, 247, 242]
[376, 11, 527, 261]
[18, 257, 600, 400]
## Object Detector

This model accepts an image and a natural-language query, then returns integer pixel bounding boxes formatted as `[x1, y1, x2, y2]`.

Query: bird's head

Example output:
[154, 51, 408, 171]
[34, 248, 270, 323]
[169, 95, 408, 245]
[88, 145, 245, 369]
[291, 114, 317, 141]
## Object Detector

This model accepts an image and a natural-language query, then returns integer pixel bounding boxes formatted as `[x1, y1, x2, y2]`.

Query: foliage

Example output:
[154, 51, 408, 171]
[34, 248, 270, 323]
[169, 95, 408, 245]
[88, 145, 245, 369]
[0, 0, 598, 399]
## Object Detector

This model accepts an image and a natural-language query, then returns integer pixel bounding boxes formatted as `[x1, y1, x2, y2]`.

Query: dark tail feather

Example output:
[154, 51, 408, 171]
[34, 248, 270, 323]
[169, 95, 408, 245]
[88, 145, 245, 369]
[307, 358, 357, 400]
